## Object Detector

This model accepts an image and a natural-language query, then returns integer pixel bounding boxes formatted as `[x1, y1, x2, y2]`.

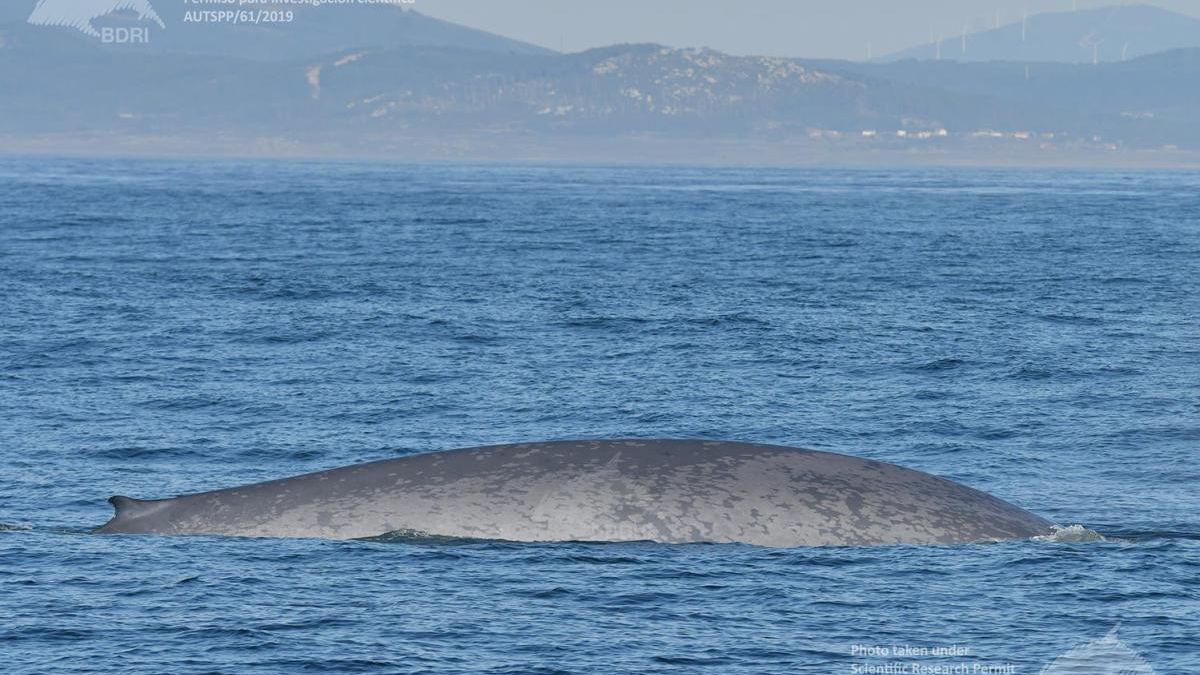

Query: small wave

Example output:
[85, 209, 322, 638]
[1034, 524, 1106, 543]
[360, 528, 493, 545]
[911, 357, 968, 372]
[683, 312, 769, 328]
[94, 445, 203, 460]
[523, 586, 572, 599]
[559, 316, 652, 329]
[651, 654, 735, 666]
[1083, 528, 1200, 542]
[138, 395, 223, 411]
[1036, 313, 1105, 326]
[412, 216, 490, 225]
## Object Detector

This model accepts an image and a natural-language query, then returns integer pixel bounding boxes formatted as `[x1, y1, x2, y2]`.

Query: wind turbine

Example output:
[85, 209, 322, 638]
[961, 24, 968, 55]
[1021, 9, 1027, 42]
[1079, 31, 1103, 64]
[1121, 42, 1129, 60]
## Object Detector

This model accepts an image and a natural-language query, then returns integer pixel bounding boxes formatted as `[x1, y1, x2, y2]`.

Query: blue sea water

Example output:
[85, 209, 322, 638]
[0, 157, 1197, 674]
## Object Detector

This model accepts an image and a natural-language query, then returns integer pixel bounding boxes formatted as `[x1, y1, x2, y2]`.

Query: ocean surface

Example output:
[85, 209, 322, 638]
[1, 157, 1197, 674]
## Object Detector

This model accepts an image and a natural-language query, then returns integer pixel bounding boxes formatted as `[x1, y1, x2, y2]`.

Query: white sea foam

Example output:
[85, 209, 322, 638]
[1033, 524, 1106, 543]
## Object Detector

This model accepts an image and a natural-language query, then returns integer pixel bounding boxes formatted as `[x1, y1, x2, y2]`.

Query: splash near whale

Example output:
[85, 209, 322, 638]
[97, 439, 1055, 546]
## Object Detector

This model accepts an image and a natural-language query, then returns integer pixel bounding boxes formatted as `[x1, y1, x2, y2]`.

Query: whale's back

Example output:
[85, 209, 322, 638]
[98, 439, 1054, 546]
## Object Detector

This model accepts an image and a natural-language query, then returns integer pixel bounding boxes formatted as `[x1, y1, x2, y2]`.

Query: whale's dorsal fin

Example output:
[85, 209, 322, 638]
[108, 495, 164, 519]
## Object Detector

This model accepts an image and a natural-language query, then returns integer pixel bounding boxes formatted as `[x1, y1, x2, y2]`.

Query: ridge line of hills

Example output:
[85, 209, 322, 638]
[2, 3, 1199, 164]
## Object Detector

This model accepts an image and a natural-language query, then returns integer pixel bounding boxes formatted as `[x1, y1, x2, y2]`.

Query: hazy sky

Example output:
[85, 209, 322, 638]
[416, 0, 1200, 60]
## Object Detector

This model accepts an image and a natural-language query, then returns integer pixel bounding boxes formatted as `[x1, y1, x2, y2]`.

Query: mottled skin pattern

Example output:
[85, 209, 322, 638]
[97, 440, 1055, 546]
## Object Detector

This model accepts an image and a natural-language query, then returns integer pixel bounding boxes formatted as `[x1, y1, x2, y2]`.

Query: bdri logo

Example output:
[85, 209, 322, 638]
[28, 0, 165, 43]
[1040, 625, 1155, 675]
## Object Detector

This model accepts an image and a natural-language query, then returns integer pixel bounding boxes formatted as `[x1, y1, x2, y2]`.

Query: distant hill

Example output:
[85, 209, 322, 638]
[806, 48, 1200, 145]
[884, 4, 1200, 63]
[812, 48, 1200, 112]
[0, 1, 553, 61]
[305, 44, 930, 134]
[0, 36, 1048, 136]
[2, 5, 1199, 162]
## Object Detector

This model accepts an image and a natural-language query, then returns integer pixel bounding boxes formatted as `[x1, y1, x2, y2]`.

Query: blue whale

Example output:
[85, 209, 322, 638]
[98, 439, 1056, 546]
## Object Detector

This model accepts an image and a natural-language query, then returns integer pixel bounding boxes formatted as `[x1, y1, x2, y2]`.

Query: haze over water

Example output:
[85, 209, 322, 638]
[1, 158, 1197, 673]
